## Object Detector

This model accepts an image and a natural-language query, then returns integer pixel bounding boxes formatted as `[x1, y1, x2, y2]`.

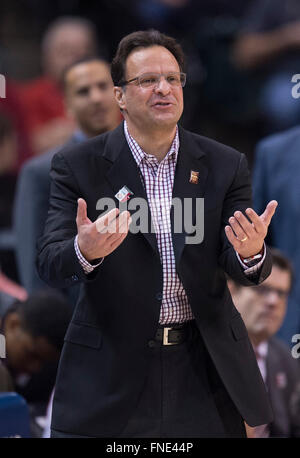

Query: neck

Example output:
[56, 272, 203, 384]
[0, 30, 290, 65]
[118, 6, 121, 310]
[82, 120, 120, 139]
[250, 334, 265, 347]
[126, 121, 177, 162]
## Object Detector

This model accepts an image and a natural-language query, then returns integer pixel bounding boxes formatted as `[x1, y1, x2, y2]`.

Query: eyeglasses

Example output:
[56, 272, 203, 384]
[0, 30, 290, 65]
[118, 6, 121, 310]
[119, 72, 186, 89]
[253, 284, 289, 300]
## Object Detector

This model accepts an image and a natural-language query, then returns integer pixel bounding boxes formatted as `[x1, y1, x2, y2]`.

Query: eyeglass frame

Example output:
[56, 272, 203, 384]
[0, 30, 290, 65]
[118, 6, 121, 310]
[253, 283, 290, 300]
[118, 72, 187, 89]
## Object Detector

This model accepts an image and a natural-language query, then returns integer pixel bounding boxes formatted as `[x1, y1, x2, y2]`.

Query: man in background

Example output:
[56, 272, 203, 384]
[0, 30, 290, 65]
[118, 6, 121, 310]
[14, 56, 120, 294]
[20, 17, 98, 155]
[232, 0, 300, 132]
[0, 290, 73, 436]
[228, 248, 300, 437]
[252, 125, 300, 347]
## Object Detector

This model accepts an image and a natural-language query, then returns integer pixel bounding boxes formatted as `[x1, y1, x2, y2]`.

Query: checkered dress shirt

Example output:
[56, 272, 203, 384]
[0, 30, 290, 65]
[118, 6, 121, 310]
[124, 121, 194, 324]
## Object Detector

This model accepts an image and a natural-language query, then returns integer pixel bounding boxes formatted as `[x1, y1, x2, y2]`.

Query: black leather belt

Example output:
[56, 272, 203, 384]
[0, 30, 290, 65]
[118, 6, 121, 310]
[155, 321, 196, 346]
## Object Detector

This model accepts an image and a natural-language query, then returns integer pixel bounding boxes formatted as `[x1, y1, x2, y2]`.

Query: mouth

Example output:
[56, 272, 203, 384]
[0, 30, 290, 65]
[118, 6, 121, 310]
[152, 101, 174, 110]
[91, 108, 107, 118]
[259, 312, 277, 322]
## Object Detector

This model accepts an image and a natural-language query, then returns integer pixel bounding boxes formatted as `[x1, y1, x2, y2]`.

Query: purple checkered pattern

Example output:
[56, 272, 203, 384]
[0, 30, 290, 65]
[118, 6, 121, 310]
[124, 121, 194, 324]
[74, 235, 103, 274]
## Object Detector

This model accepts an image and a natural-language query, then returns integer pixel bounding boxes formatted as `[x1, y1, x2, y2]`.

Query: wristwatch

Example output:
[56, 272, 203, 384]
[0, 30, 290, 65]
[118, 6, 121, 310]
[242, 253, 263, 268]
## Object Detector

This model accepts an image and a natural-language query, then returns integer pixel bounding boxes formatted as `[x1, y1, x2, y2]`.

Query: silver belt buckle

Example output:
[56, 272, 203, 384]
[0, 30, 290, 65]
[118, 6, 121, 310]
[163, 327, 175, 346]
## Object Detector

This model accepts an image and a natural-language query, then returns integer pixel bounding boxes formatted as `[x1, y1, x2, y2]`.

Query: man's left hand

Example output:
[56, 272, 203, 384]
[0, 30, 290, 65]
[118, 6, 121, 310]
[225, 200, 278, 258]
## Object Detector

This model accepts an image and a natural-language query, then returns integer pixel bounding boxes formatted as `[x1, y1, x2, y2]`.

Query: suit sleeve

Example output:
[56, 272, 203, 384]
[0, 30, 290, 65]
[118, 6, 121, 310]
[36, 153, 100, 289]
[218, 152, 272, 286]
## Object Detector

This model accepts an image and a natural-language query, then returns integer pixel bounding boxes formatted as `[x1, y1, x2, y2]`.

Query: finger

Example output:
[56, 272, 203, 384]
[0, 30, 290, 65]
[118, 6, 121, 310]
[233, 211, 256, 237]
[76, 198, 88, 226]
[225, 225, 241, 250]
[95, 208, 120, 233]
[228, 217, 248, 242]
[108, 231, 128, 252]
[106, 211, 131, 235]
[107, 214, 132, 243]
[260, 200, 278, 226]
[244, 208, 265, 234]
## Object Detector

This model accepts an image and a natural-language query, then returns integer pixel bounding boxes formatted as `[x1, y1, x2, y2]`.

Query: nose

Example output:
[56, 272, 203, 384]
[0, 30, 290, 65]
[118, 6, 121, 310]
[90, 87, 104, 103]
[154, 76, 171, 95]
[265, 290, 280, 309]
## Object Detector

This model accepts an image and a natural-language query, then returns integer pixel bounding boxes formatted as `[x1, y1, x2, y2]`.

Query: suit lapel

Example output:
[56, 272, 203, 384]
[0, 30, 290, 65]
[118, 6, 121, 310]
[103, 124, 159, 255]
[266, 340, 288, 435]
[171, 127, 208, 268]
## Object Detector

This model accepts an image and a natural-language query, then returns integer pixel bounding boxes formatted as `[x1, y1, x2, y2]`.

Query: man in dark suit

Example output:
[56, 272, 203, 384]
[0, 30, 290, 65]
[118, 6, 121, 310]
[37, 30, 278, 438]
[229, 248, 300, 437]
[14, 56, 120, 294]
[252, 126, 300, 346]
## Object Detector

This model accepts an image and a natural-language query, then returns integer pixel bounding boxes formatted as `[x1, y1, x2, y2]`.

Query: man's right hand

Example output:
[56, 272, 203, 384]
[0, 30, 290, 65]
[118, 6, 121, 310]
[76, 198, 132, 262]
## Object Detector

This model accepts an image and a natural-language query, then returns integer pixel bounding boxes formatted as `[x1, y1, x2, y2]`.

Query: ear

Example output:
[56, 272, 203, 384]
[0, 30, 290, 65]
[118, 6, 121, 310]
[63, 94, 74, 120]
[114, 86, 126, 110]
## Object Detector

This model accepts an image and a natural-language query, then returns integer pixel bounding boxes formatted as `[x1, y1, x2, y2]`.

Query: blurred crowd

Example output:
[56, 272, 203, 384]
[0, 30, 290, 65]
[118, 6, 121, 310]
[1, 0, 300, 438]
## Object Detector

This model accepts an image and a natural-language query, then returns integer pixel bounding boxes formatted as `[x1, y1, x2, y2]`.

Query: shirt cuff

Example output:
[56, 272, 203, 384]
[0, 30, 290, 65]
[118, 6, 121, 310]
[236, 242, 266, 276]
[74, 235, 104, 274]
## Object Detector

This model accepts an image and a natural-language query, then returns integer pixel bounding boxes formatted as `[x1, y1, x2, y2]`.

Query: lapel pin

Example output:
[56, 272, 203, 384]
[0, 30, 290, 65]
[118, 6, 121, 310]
[115, 185, 133, 203]
[189, 170, 199, 184]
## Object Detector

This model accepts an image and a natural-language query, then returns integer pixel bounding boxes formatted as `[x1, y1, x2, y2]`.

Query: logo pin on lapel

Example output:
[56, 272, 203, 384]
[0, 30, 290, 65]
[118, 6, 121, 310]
[189, 170, 199, 184]
[115, 185, 133, 203]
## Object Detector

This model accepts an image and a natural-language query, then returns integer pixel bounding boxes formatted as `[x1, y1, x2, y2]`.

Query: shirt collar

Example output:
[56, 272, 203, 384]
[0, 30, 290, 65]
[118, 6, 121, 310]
[123, 120, 179, 167]
[255, 341, 269, 360]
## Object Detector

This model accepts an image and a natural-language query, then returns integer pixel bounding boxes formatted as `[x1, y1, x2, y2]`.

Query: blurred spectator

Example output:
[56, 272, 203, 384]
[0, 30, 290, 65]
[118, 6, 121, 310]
[0, 79, 31, 170]
[0, 360, 14, 392]
[0, 112, 17, 174]
[14, 56, 120, 294]
[0, 290, 73, 435]
[19, 16, 98, 155]
[1, 290, 71, 379]
[252, 125, 300, 346]
[0, 113, 20, 283]
[0, 270, 27, 317]
[228, 248, 300, 437]
[0, 112, 18, 229]
[232, 0, 300, 133]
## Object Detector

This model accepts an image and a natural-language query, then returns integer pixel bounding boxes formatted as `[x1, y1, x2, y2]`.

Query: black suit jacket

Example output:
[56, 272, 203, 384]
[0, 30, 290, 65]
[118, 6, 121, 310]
[37, 123, 273, 437]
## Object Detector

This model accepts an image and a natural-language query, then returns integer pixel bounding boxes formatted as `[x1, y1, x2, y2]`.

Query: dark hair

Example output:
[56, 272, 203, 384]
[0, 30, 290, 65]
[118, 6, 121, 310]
[3, 290, 73, 350]
[270, 247, 294, 286]
[111, 29, 185, 86]
[62, 55, 109, 91]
